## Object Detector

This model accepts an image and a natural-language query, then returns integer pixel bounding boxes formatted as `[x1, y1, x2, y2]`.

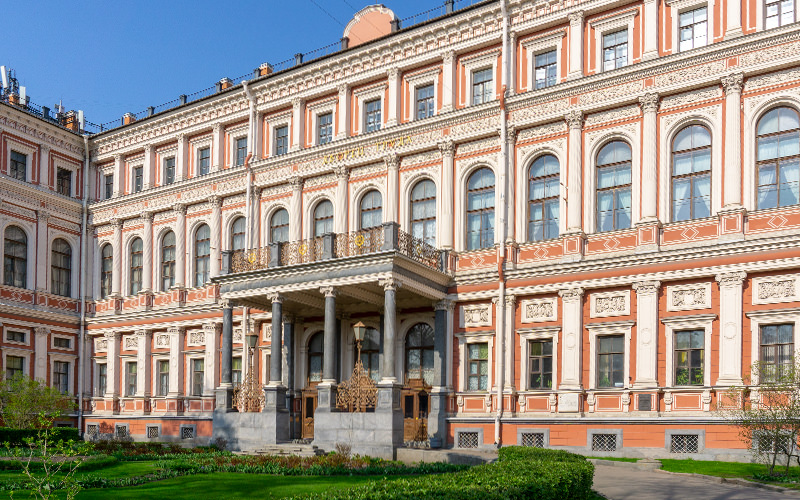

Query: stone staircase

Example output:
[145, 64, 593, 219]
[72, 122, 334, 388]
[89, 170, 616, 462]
[241, 442, 324, 457]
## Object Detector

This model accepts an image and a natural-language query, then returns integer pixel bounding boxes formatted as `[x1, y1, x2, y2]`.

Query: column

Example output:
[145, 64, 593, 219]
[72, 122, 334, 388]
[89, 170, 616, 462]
[82, 336, 93, 395]
[508, 32, 517, 96]
[143, 145, 154, 190]
[113, 154, 124, 196]
[441, 50, 456, 113]
[385, 153, 399, 223]
[386, 68, 401, 127]
[174, 204, 186, 288]
[722, 73, 744, 209]
[212, 123, 224, 172]
[203, 323, 220, 396]
[39, 145, 49, 188]
[558, 288, 584, 390]
[269, 294, 284, 384]
[220, 302, 233, 387]
[632, 281, 660, 388]
[209, 196, 222, 278]
[141, 211, 153, 293]
[104, 332, 121, 398]
[111, 218, 122, 296]
[716, 272, 746, 386]
[33, 327, 49, 382]
[568, 11, 584, 80]
[504, 294, 516, 392]
[167, 327, 185, 398]
[253, 112, 264, 160]
[493, 296, 505, 394]
[176, 133, 188, 181]
[283, 316, 295, 394]
[336, 85, 350, 139]
[321, 287, 338, 383]
[289, 177, 303, 241]
[506, 126, 517, 242]
[438, 140, 455, 249]
[565, 111, 584, 232]
[639, 93, 659, 221]
[334, 166, 348, 234]
[135, 329, 151, 397]
[380, 279, 399, 383]
[35, 211, 49, 291]
[642, 0, 659, 61]
[291, 98, 305, 152]
[726, 0, 743, 39]
[429, 299, 451, 448]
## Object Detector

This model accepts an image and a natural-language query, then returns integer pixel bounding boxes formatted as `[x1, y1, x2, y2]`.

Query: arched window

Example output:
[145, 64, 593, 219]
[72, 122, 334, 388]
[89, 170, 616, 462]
[231, 217, 246, 252]
[100, 244, 113, 298]
[528, 155, 560, 241]
[359, 190, 383, 229]
[757, 107, 800, 210]
[596, 141, 632, 232]
[672, 125, 712, 221]
[358, 327, 381, 383]
[410, 179, 436, 247]
[405, 323, 435, 386]
[129, 238, 143, 295]
[307, 332, 324, 384]
[3, 226, 27, 288]
[314, 200, 333, 237]
[270, 209, 289, 243]
[194, 224, 210, 287]
[466, 168, 495, 250]
[51, 238, 72, 297]
[161, 231, 175, 291]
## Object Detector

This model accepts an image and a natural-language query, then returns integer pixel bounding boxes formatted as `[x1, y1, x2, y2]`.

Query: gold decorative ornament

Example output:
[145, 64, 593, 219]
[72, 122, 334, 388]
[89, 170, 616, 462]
[298, 243, 308, 255]
[355, 234, 365, 247]
[233, 336, 265, 412]
[336, 321, 377, 412]
[247, 251, 257, 264]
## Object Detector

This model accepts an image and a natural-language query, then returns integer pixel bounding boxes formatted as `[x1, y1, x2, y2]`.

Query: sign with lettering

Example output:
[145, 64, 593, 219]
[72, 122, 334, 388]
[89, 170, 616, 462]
[322, 134, 413, 165]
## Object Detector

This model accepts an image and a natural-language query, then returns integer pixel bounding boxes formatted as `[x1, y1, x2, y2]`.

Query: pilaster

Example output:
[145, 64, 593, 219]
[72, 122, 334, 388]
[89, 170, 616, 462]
[632, 281, 660, 388]
[715, 272, 746, 386]
[558, 288, 584, 390]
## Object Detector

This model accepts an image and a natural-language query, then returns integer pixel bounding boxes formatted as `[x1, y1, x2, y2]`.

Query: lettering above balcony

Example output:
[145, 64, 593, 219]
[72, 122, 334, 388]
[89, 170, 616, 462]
[322, 134, 413, 165]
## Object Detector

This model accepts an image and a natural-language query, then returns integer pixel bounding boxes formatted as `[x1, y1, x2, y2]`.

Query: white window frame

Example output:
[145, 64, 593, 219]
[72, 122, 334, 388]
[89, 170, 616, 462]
[186, 355, 205, 397]
[190, 136, 212, 178]
[4, 326, 29, 346]
[162, 155, 176, 185]
[591, 9, 638, 73]
[461, 49, 500, 107]
[1, 347, 32, 378]
[99, 164, 114, 200]
[456, 331, 494, 393]
[587, 321, 634, 390]
[128, 162, 144, 193]
[124, 360, 138, 397]
[94, 360, 107, 397]
[757, 0, 798, 31]
[662, 313, 716, 387]
[49, 354, 75, 395]
[51, 334, 73, 351]
[518, 326, 560, 391]
[0, 219, 36, 290]
[153, 356, 170, 397]
[584, 133, 642, 233]
[48, 231, 80, 299]
[53, 159, 79, 198]
[5, 141, 35, 183]
[266, 112, 292, 157]
[227, 125, 248, 167]
[309, 100, 337, 146]
[404, 69, 440, 121]
[353, 85, 386, 135]
[667, 0, 714, 54]
[454, 161, 501, 252]
[522, 30, 566, 92]
[746, 308, 800, 385]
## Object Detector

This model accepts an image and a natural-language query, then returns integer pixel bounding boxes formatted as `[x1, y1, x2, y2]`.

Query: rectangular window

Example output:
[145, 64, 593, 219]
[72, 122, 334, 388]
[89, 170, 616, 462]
[158, 360, 169, 396]
[679, 7, 708, 51]
[56, 168, 72, 196]
[274, 125, 289, 156]
[163, 157, 175, 185]
[197, 147, 210, 176]
[675, 330, 704, 386]
[597, 335, 624, 388]
[9, 151, 26, 181]
[467, 342, 489, 391]
[603, 30, 628, 71]
[766, 0, 795, 29]
[8, 330, 26, 343]
[415, 84, 435, 120]
[5, 355, 24, 379]
[97, 363, 107, 396]
[54, 337, 71, 349]
[534, 50, 558, 89]
[133, 167, 143, 193]
[126, 362, 137, 396]
[54, 361, 69, 393]
[472, 68, 494, 105]
[760, 323, 794, 382]
[104, 174, 114, 199]
[528, 340, 553, 389]
[232, 357, 242, 386]
[318, 113, 333, 145]
[364, 99, 382, 133]
[192, 359, 204, 396]
[235, 138, 248, 166]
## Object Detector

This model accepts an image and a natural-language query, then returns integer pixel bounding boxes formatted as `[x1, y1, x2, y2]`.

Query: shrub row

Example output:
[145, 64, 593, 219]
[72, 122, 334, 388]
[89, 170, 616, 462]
[0, 454, 117, 472]
[289, 447, 595, 500]
[0, 427, 80, 446]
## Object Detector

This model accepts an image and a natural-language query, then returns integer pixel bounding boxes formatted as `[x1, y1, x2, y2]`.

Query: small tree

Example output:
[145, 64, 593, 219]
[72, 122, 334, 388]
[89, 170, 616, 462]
[718, 359, 800, 476]
[0, 374, 73, 429]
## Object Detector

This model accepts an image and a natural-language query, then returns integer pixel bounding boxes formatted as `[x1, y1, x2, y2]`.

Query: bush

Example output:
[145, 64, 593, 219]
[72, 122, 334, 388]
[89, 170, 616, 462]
[0, 454, 117, 472]
[0, 427, 80, 446]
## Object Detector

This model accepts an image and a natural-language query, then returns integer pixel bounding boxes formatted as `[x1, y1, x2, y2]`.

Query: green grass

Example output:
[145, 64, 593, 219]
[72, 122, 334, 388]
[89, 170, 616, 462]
[660, 458, 800, 490]
[0, 460, 158, 482]
[586, 456, 639, 463]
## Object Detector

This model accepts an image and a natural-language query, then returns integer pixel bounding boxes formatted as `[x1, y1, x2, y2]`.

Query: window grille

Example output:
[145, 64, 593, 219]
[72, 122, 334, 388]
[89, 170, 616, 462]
[86, 424, 98, 437]
[592, 433, 617, 452]
[147, 426, 160, 439]
[181, 426, 195, 440]
[458, 431, 479, 449]
[670, 434, 699, 453]
[521, 432, 544, 448]
[115, 425, 128, 438]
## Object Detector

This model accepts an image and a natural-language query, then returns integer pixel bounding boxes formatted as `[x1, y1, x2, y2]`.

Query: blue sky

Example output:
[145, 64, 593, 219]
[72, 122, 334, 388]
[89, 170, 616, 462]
[7, 0, 454, 128]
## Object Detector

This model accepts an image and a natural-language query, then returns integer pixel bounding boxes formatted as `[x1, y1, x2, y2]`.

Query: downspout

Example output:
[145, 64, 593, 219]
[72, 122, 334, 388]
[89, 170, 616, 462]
[78, 135, 90, 434]
[495, 0, 510, 448]
[242, 80, 256, 252]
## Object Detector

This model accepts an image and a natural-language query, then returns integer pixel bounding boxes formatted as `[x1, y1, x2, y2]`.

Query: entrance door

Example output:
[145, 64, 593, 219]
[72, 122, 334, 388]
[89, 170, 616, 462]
[403, 323, 435, 442]
[402, 385, 430, 442]
[301, 389, 317, 439]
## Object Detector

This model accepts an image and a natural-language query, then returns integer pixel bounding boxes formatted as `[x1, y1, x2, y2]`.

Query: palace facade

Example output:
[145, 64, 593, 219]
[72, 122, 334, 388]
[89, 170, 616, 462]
[3, 0, 800, 459]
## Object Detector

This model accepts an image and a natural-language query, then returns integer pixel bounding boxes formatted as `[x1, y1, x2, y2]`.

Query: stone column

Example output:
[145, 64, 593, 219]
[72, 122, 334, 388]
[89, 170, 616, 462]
[568, 12, 584, 80]
[212, 123, 224, 172]
[113, 154, 124, 196]
[386, 68, 401, 127]
[726, 0, 742, 39]
[35, 211, 49, 292]
[632, 281, 660, 388]
[283, 317, 295, 397]
[141, 211, 153, 293]
[143, 144, 154, 190]
[504, 294, 516, 392]
[176, 133, 188, 181]
[716, 272, 746, 386]
[565, 111, 584, 232]
[558, 288, 584, 390]
[722, 73, 744, 209]
[220, 302, 233, 387]
[111, 218, 122, 296]
[39, 145, 50, 188]
[104, 332, 121, 398]
[33, 327, 49, 382]
[336, 84, 350, 139]
[385, 153, 399, 224]
[203, 323, 220, 396]
[173, 204, 186, 288]
[380, 278, 399, 383]
[438, 140, 455, 249]
[167, 327, 185, 398]
[82, 336, 93, 395]
[289, 177, 303, 241]
[291, 98, 305, 152]
[268, 294, 284, 384]
[334, 166, 348, 234]
[135, 329, 151, 397]
[429, 299, 451, 448]
[642, 0, 659, 61]
[209, 196, 222, 278]
[441, 50, 456, 113]
[492, 296, 505, 394]
[639, 93, 659, 222]
[317, 287, 338, 411]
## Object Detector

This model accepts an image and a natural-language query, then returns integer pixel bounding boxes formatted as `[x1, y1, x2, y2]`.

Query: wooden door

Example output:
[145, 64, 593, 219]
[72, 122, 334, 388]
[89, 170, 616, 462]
[402, 388, 430, 442]
[301, 389, 317, 439]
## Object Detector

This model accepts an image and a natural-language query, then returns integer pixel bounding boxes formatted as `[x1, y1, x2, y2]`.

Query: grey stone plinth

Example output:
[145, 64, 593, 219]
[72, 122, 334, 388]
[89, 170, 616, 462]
[427, 390, 448, 448]
[212, 408, 289, 451]
[214, 386, 233, 411]
[313, 408, 403, 459]
[376, 383, 401, 411]
[264, 385, 287, 411]
[316, 384, 337, 410]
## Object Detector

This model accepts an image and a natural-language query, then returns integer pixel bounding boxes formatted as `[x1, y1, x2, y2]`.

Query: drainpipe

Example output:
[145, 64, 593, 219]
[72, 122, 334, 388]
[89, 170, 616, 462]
[242, 80, 256, 252]
[78, 135, 91, 434]
[495, 0, 510, 448]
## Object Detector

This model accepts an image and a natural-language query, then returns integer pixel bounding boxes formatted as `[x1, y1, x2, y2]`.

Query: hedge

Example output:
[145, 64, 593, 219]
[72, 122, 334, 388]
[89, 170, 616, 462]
[0, 427, 80, 446]
[289, 446, 595, 500]
[0, 454, 118, 472]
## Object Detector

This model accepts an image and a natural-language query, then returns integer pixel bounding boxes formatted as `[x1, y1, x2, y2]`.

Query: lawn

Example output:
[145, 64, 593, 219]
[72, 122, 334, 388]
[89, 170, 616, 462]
[660, 458, 800, 490]
[0, 460, 158, 483]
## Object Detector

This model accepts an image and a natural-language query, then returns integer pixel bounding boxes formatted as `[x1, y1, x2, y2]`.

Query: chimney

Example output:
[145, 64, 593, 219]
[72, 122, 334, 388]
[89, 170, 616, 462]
[179, 94, 187, 105]
[294, 53, 304, 66]
[63, 110, 80, 132]
[340, 37, 349, 50]
[217, 78, 233, 92]
[147, 106, 155, 117]
[445, 0, 454, 14]
[122, 112, 137, 125]
[259, 63, 273, 76]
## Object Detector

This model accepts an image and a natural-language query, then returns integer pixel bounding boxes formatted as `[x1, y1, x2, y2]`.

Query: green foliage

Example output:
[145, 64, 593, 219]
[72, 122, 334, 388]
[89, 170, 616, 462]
[0, 375, 74, 429]
[0, 454, 117, 472]
[0, 428, 80, 447]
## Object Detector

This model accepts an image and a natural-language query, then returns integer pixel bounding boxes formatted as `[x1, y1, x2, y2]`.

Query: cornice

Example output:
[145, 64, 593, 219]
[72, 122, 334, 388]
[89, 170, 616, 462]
[0, 104, 85, 157]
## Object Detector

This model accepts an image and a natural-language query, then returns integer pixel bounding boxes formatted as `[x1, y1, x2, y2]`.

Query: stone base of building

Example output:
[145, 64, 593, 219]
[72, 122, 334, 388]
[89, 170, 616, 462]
[212, 409, 289, 451]
[312, 408, 403, 459]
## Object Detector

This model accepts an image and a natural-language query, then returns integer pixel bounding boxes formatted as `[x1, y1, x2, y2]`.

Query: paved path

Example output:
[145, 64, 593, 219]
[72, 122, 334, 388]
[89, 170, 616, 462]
[593, 463, 798, 500]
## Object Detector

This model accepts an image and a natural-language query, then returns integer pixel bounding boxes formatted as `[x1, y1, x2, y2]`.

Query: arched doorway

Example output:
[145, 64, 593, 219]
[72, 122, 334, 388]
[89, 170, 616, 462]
[402, 322, 434, 442]
[301, 331, 324, 439]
